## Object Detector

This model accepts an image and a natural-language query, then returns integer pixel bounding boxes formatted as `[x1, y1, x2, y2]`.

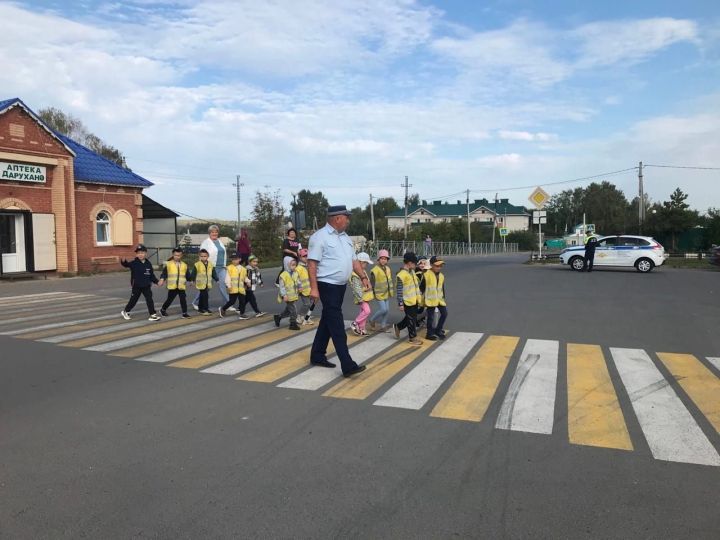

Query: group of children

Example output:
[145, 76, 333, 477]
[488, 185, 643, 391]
[120, 244, 266, 321]
[347, 249, 448, 345]
[121, 244, 448, 347]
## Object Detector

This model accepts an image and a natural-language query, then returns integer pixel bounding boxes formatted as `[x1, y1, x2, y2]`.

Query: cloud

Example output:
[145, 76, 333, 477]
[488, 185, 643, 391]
[498, 130, 557, 142]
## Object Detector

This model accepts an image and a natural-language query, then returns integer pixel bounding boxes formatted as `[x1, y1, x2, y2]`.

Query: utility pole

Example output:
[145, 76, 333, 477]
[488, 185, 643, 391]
[233, 175, 244, 235]
[402, 175, 412, 240]
[638, 161, 644, 234]
[291, 192, 297, 229]
[491, 193, 498, 243]
[466, 189, 471, 253]
[369, 193, 376, 243]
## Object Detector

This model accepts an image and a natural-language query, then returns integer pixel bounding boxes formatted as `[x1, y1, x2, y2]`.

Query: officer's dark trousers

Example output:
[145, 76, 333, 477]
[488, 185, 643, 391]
[310, 282, 359, 374]
[396, 304, 418, 339]
[162, 289, 187, 314]
[584, 250, 595, 271]
[125, 286, 155, 314]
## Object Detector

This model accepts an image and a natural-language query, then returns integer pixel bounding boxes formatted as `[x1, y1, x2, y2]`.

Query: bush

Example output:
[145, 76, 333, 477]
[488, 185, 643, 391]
[507, 230, 538, 251]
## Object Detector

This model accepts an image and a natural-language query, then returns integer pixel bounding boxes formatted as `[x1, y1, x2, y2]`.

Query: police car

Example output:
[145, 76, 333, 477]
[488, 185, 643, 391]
[559, 235, 666, 273]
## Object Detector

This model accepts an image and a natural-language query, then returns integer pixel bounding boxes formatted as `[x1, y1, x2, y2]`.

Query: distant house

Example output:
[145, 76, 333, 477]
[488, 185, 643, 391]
[386, 198, 530, 232]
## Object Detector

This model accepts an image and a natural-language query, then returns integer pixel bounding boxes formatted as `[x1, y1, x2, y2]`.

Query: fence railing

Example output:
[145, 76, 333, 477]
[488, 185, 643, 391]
[360, 240, 518, 258]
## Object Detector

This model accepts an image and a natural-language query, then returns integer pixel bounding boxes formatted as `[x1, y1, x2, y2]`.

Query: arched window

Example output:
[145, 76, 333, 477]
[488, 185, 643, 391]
[96, 212, 111, 245]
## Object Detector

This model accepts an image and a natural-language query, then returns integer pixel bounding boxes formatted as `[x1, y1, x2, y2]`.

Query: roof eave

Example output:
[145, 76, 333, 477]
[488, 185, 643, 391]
[0, 99, 76, 157]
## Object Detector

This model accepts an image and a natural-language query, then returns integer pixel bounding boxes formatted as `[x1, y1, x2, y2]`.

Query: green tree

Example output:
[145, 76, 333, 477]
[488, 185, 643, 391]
[290, 189, 328, 230]
[251, 189, 285, 259]
[38, 107, 130, 167]
[660, 188, 700, 251]
[704, 208, 720, 248]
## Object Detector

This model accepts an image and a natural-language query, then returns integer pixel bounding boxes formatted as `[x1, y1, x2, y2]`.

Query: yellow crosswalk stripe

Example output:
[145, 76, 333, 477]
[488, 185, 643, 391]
[324, 339, 430, 400]
[110, 317, 266, 358]
[15, 319, 119, 340]
[238, 332, 363, 383]
[430, 335, 519, 422]
[169, 325, 314, 370]
[567, 344, 633, 450]
[657, 353, 720, 434]
[60, 317, 196, 348]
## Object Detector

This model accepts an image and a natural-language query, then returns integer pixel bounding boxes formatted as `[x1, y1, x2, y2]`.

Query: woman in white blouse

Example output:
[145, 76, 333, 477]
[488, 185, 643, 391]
[192, 224, 230, 310]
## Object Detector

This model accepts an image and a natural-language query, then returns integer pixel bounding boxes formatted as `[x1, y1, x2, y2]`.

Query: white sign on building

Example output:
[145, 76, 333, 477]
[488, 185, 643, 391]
[0, 161, 46, 183]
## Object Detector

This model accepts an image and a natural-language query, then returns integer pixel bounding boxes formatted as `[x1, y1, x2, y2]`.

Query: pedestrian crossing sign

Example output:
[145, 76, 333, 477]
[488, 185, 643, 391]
[499, 227, 508, 236]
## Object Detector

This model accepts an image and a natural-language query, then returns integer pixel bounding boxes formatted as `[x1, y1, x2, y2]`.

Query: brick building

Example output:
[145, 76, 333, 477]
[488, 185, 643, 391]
[0, 98, 153, 276]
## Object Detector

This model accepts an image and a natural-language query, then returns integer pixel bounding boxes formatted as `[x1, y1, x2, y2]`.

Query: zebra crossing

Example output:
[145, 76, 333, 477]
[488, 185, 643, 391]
[1, 291, 719, 467]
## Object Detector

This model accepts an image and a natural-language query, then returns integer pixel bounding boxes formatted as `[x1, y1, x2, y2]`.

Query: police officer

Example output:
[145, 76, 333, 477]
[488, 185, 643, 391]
[583, 230, 598, 272]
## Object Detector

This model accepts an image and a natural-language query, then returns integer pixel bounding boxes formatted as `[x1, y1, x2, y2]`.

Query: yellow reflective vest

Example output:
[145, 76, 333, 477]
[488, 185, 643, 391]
[194, 261, 214, 290]
[165, 261, 188, 291]
[226, 264, 247, 295]
[397, 268, 421, 306]
[371, 265, 393, 300]
[296, 263, 311, 296]
[277, 270, 299, 303]
[423, 270, 446, 307]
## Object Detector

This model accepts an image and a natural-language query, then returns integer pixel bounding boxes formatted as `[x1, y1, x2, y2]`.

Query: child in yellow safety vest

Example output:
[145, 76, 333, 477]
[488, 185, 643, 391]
[219, 252, 251, 319]
[188, 248, 219, 315]
[368, 249, 393, 332]
[295, 248, 314, 326]
[350, 252, 374, 336]
[392, 252, 423, 346]
[273, 256, 302, 331]
[159, 246, 192, 318]
[414, 257, 430, 329]
[421, 255, 447, 341]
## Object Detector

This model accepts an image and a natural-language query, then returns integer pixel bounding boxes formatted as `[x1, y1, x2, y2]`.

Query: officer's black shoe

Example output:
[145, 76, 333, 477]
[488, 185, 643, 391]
[311, 359, 336, 368]
[343, 365, 367, 378]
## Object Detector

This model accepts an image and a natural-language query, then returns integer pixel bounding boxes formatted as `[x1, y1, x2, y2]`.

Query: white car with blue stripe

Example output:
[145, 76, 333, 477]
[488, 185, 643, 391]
[559, 235, 666, 273]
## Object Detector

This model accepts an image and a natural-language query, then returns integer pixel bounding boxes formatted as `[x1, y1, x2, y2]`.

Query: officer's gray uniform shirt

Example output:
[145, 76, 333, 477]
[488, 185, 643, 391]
[308, 223, 357, 285]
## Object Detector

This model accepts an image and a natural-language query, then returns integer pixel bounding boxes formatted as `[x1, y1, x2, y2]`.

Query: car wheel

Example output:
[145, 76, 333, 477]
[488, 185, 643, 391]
[635, 258, 654, 273]
[570, 256, 585, 271]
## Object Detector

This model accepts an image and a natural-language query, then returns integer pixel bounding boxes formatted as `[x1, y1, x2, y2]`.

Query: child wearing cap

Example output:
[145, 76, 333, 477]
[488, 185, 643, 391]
[188, 248, 219, 315]
[274, 256, 302, 331]
[219, 252, 251, 319]
[350, 252, 374, 336]
[295, 248, 314, 325]
[158, 247, 192, 318]
[242, 255, 266, 318]
[392, 252, 422, 346]
[120, 244, 161, 321]
[421, 255, 448, 340]
[414, 257, 430, 329]
[368, 249, 393, 332]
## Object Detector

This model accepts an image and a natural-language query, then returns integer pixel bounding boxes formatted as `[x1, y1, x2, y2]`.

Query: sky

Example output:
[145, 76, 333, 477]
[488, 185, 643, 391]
[2, 0, 720, 220]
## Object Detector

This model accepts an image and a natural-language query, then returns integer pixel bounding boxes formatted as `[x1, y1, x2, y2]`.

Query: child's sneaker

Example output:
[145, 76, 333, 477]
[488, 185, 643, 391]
[351, 322, 362, 336]
[160, 309, 168, 317]
[227, 306, 237, 312]
[238, 314, 250, 320]
[182, 313, 191, 319]
[148, 313, 161, 321]
[289, 322, 301, 331]
[201, 311, 212, 316]
[360, 328, 369, 336]
[408, 337, 423, 346]
[255, 312, 266, 318]
[273, 314, 281, 327]
[425, 335, 438, 341]
[367, 321, 376, 332]
[121, 310, 131, 320]
[302, 319, 315, 326]
[392, 324, 400, 339]
[192, 303, 199, 311]
[218, 307, 226, 318]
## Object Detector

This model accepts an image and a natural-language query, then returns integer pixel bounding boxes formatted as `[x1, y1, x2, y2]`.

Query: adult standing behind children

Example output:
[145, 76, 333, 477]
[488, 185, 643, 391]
[192, 225, 230, 311]
[307, 205, 367, 378]
[236, 229, 252, 264]
[282, 228, 302, 260]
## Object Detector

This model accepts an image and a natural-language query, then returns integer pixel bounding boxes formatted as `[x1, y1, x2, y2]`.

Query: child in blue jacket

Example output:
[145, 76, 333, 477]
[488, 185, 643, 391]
[120, 244, 161, 321]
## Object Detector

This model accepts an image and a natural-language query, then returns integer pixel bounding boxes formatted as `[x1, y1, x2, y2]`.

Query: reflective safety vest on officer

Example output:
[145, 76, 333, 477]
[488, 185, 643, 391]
[423, 269, 446, 307]
[194, 261, 215, 290]
[396, 268, 421, 306]
[226, 264, 247, 295]
[296, 263, 311, 297]
[371, 265, 393, 300]
[277, 270, 300, 303]
[166, 260, 188, 291]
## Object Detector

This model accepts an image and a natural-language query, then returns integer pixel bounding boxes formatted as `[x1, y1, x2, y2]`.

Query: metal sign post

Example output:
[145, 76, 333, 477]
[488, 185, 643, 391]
[532, 210, 547, 258]
[529, 187, 549, 259]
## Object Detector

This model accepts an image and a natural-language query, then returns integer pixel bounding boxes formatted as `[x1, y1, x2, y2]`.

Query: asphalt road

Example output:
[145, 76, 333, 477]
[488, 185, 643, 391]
[1, 254, 718, 539]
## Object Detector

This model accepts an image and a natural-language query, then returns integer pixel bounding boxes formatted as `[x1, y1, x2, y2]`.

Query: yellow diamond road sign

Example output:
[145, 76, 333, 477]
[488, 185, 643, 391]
[529, 186, 550, 209]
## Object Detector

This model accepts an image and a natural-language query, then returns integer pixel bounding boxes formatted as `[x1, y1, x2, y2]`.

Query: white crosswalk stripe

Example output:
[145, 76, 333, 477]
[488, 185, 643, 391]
[1, 314, 119, 336]
[374, 332, 482, 410]
[84, 318, 238, 352]
[0, 293, 94, 308]
[40, 318, 151, 343]
[201, 331, 318, 375]
[496, 339, 559, 435]
[0, 296, 111, 317]
[610, 348, 720, 467]
[0, 291, 73, 303]
[278, 332, 398, 391]
[137, 321, 276, 363]
[708, 357, 720, 372]
[0, 302, 116, 326]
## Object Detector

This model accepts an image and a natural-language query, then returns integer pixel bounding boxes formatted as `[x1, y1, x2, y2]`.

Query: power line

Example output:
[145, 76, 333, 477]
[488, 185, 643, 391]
[644, 164, 720, 171]
[470, 167, 639, 194]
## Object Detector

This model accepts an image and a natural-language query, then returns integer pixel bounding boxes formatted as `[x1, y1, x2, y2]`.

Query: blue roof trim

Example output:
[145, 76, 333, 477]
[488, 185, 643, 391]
[1, 96, 152, 189]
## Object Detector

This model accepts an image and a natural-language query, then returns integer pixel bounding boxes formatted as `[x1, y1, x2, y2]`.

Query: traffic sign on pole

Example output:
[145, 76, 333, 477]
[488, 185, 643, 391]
[499, 227, 509, 237]
[529, 187, 550, 209]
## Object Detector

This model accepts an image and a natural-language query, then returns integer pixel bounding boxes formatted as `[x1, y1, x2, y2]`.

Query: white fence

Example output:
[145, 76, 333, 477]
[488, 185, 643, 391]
[361, 240, 518, 258]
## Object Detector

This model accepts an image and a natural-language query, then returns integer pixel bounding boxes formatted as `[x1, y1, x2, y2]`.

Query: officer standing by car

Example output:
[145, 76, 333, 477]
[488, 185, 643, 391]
[583, 230, 598, 272]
